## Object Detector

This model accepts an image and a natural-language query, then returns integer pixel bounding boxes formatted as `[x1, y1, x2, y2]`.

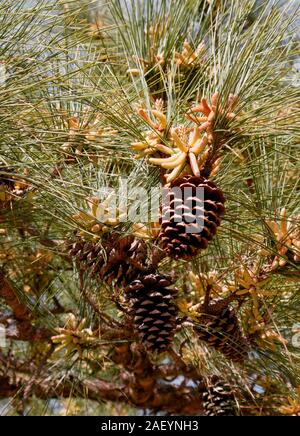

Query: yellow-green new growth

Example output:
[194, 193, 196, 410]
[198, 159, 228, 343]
[52, 314, 97, 358]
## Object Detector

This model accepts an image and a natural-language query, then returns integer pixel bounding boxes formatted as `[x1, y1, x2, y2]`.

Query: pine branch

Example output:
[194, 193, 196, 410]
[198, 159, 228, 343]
[0, 0, 299, 416]
[0, 270, 32, 323]
[0, 271, 52, 341]
[0, 374, 204, 415]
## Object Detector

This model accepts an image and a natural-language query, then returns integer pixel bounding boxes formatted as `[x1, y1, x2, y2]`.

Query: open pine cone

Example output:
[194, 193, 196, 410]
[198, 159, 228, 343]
[68, 234, 148, 287]
[158, 175, 225, 259]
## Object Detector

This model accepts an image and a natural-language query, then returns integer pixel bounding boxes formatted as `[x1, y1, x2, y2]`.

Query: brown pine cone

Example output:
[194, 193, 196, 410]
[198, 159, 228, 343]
[125, 274, 177, 353]
[68, 234, 148, 287]
[202, 376, 238, 416]
[158, 175, 225, 259]
[193, 300, 249, 363]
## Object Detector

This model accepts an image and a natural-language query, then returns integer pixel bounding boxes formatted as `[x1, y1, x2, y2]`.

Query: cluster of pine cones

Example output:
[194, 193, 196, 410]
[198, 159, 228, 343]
[68, 174, 248, 363]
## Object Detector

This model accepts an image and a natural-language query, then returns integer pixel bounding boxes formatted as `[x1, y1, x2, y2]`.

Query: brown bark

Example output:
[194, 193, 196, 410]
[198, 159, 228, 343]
[0, 271, 32, 323]
[0, 374, 203, 415]
[0, 271, 52, 340]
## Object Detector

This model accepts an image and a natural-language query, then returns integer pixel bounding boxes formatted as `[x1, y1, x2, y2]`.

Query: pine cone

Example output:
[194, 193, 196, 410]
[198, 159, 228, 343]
[125, 274, 177, 353]
[68, 234, 148, 286]
[194, 300, 249, 363]
[202, 377, 237, 416]
[159, 175, 225, 259]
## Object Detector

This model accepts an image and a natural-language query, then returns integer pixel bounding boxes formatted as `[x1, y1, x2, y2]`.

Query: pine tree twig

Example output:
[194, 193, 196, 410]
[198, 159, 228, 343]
[4, 323, 52, 341]
[0, 270, 32, 323]
[24, 225, 59, 248]
[0, 374, 204, 414]
[99, 327, 132, 341]
[79, 271, 124, 329]
[23, 343, 55, 400]
[151, 245, 167, 269]
[110, 295, 130, 315]
[0, 272, 52, 341]
[156, 363, 200, 381]
[110, 341, 202, 408]
[168, 347, 200, 379]
[0, 373, 123, 402]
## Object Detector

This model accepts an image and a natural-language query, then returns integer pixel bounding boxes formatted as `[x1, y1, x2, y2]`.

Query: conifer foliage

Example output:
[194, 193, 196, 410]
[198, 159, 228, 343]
[0, 0, 300, 416]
